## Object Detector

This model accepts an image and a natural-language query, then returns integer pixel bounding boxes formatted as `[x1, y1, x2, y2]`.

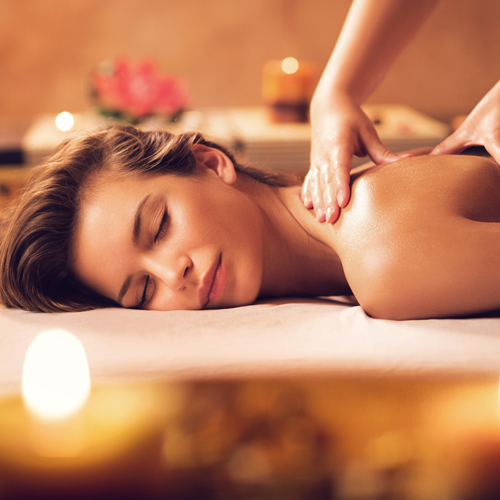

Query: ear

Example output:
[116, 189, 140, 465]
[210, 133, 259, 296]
[192, 144, 237, 185]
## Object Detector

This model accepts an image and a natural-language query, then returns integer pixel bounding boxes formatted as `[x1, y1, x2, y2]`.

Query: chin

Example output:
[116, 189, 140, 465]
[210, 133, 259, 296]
[212, 260, 262, 309]
[235, 288, 261, 308]
[217, 282, 261, 310]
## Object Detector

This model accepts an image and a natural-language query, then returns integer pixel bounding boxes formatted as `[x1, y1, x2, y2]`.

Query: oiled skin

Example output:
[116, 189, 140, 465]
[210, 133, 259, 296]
[287, 153, 500, 319]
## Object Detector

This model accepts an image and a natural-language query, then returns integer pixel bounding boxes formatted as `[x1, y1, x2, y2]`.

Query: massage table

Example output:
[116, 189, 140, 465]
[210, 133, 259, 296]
[2, 297, 500, 397]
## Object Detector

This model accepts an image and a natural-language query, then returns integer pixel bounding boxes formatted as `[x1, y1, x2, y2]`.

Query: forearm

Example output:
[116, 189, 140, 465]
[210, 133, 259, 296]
[314, 0, 440, 105]
[305, 0, 440, 219]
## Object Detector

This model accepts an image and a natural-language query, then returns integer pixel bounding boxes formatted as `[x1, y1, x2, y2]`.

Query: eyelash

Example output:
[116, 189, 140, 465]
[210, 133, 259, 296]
[154, 210, 169, 244]
[139, 209, 169, 308]
[139, 276, 152, 309]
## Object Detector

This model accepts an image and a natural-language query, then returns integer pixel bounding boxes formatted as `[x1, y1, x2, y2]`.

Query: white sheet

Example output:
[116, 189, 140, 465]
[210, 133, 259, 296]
[1, 297, 500, 398]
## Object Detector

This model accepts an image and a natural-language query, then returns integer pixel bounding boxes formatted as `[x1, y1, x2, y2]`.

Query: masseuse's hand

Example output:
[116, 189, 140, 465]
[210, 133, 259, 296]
[302, 91, 408, 224]
[431, 80, 500, 164]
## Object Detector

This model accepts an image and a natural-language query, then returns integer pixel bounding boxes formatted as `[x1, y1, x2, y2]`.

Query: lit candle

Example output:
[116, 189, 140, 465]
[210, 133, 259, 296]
[0, 330, 167, 498]
[21, 330, 91, 458]
[262, 58, 317, 123]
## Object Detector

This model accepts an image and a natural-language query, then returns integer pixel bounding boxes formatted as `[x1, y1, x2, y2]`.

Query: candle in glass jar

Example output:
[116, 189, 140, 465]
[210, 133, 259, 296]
[0, 330, 167, 499]
[262, 58, 317, 123]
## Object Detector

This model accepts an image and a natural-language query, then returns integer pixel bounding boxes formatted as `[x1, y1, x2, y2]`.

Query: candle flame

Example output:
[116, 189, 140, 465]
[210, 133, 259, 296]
[22, 330, 91, 421]
[55, 111, 74, 132]
[281, 57, 299, 75]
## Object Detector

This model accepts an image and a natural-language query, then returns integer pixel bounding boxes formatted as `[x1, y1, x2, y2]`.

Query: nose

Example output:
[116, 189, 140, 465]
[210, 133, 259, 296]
[143, 253, 191, 292]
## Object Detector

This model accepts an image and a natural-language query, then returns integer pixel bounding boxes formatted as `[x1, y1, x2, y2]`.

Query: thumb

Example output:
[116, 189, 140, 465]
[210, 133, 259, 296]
[484, 140, 500, 165]
[366, 139, 407, 165]
[431, 132, 467, 156]
[362, 127, 408, 165]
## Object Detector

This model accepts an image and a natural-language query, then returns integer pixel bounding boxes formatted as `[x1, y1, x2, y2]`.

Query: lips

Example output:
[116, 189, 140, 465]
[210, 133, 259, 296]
[207, 255, 226, 305]
[199, 254, 226, 308]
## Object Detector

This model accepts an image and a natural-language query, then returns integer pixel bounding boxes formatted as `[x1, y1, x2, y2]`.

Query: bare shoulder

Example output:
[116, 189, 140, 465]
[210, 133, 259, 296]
[284, 154, 500, 319]
[335, 153, 500, 255]
[290, 153, 500, 253]
[332, 154, 500, 319]
[346, 154, 500, 222]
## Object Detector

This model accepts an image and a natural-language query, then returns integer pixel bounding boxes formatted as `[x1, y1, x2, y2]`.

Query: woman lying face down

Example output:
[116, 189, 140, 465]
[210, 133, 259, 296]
[0, 125, 348, 313]
[2, 124, 500, 320]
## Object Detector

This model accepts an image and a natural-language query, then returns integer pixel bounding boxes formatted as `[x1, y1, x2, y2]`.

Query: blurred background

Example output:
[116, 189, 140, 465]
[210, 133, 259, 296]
[2, 4, 500, 497]
[1, 0, 499, 122]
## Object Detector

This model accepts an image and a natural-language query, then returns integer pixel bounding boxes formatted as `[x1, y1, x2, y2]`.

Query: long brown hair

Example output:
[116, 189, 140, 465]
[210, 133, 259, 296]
[0, 124, 296, 313]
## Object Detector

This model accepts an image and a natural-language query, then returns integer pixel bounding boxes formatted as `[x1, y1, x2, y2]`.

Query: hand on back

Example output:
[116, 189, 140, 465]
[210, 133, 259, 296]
[432, 80, 500, 165]
[302, 91, 409, 223]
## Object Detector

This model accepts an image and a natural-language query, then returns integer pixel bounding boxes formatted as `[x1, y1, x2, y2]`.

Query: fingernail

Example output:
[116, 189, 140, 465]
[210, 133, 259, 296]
[337, 191, 345, 207]
[316, 208, 325, 221]
[325, 206, 335, 222]
[303, 196, 312, 208]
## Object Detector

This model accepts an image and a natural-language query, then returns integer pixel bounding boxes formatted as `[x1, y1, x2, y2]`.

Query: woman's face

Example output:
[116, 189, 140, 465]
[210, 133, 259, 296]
[73, 147, 264, 311]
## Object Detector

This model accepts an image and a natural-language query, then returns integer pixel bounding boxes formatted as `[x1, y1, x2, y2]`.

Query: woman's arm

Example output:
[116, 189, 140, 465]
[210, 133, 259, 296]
[303, 0, 441, 223]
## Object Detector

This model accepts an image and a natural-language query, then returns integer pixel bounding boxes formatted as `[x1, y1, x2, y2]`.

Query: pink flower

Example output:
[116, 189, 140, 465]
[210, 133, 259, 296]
[90, 58, 190, 120]
[156, 75, 190, 115]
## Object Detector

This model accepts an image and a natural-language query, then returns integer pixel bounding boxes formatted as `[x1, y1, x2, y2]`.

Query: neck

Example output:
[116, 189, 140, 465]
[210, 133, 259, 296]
[235, 175, 350, 299]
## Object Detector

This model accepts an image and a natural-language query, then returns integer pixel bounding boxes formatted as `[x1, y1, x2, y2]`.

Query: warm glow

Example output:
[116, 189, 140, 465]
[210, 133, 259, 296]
[55, 111, 74, 132]
[281, 57, 299, 74]
[22, 330, 91, 421]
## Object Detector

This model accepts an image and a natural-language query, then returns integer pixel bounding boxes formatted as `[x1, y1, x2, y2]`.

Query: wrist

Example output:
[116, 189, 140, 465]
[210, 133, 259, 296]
[313, 74, 365, 111]
[311, 84, 356, 118]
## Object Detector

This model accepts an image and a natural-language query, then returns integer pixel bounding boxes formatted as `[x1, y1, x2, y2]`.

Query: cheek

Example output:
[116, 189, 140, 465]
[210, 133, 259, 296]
[146, 286, 190, 311]
[179, 189, 244, 242]
[183, 187, 264, 304]
[233, 257, 262, 305]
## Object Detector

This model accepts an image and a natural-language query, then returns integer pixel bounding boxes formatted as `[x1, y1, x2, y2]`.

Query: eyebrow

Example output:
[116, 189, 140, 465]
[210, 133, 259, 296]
[133, 194, 151, 246]
[117, 194, 151, 305]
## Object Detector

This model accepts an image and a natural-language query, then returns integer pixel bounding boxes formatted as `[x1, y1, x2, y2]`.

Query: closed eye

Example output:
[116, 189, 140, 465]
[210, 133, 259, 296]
[138, 275, 155, 309]
[154, 210, 169, 244]
[137, 209, 168, 309]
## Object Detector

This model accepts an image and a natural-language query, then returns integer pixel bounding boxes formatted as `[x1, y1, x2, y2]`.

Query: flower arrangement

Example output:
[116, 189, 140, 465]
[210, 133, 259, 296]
[89, 58, 190, 124]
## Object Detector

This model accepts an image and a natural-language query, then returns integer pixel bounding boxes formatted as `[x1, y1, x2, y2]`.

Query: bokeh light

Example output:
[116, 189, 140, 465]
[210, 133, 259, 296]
[281, 57, 299, 75]
[22, 330, 91, 420]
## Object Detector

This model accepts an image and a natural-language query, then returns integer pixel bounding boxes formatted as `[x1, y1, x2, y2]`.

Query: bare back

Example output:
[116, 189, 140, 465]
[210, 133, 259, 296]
[345, 154, 500, 228]
[288, 154, 500, 319]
